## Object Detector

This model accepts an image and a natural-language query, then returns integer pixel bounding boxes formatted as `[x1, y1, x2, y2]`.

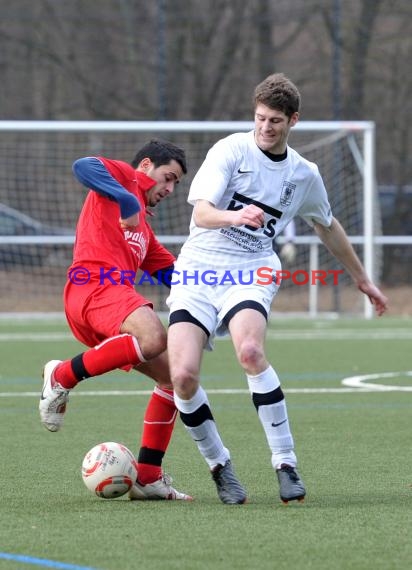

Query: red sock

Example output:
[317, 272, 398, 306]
[137, 387, 177, 485]
[54, 334, 143, 389]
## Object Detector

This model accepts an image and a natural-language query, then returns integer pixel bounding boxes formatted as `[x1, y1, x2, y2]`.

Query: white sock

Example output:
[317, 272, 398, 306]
[247, 366, 297, 469]
[174, 386, 230, 469]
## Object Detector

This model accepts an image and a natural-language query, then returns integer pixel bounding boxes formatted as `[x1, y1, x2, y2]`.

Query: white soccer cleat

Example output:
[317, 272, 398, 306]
[129, 473, 193, 501]
[39, 360, 70, 432]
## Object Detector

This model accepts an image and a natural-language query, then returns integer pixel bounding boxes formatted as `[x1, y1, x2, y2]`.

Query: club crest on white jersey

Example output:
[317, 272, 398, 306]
[280, 182, 296, 207]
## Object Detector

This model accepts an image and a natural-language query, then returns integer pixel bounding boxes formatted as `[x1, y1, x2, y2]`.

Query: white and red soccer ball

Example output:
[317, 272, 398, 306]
[81, 441, 138, 499]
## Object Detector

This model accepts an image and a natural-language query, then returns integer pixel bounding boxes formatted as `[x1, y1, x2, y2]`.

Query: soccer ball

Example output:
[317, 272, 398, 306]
[81, 441, 138, 499]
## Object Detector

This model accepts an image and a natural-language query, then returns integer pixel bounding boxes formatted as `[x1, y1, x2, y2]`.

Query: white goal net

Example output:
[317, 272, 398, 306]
[0, 120, 377, 317]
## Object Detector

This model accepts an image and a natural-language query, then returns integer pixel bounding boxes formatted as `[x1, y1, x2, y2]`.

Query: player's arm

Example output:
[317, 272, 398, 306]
[72, 157, 140, 226]
[314, 217, 388, 315]
[193, 199, 264, 229]
[151, 264, 175, 288]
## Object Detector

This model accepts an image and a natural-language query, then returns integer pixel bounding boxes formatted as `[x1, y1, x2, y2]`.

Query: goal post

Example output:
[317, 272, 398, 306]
[0, 120, 377, 317]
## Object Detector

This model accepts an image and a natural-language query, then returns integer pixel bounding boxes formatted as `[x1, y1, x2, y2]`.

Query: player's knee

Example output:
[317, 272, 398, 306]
[171, 366, 198, 397]
[138, 327, 167, 360]
[237, 340, 265, 370]
[122, 307, 167, 360]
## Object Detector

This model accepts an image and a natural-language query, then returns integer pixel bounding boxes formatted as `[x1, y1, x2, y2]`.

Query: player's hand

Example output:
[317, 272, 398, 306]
[358, 281, 388, 316]
[280, 242, 297, 264]
[233, 204, 265, 229]
[119, 213, 139, 230]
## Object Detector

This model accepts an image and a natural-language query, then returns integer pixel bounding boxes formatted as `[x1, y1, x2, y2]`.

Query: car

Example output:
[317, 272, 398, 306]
[377, 186, 412, 284]
[0, 202, 74, 267]
[378, 185, 412, 235]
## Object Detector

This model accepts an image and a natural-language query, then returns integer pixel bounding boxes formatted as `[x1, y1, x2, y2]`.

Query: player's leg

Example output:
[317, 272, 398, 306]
[39, 305, 160, 432]
[168, 314, 246, 504]
[132, 351, 176, 485]
[40, 282, 164, 431]
[41, 281, 191, 499]
[119, 350, 192, 501]
[226, 305, 305, 503]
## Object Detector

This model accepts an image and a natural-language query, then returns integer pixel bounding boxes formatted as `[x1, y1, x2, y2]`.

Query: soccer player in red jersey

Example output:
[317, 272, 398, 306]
[39, 139, 192, 500]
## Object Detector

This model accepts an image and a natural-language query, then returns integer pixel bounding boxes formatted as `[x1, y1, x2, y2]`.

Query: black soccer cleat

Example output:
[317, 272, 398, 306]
[211, 460, 247, 504]
[276, 464, 306, 504]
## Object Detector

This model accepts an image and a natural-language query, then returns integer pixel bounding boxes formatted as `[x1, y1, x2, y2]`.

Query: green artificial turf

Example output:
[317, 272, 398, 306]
[0, 317, 411, 570]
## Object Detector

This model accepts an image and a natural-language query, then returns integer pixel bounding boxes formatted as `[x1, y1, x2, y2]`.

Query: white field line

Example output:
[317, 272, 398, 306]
[341, 370, 412, 391]
[1, 332, 411, 395]
[266, 329, 412, 341]
[0, 332, 73, 341]
[2, 380, 412, 398]
[1, 329, 412, 342]
[0, 388, 378, 397]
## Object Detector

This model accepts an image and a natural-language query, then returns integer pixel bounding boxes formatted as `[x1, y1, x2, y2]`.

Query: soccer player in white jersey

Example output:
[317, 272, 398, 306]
[167, 73, 388, 505]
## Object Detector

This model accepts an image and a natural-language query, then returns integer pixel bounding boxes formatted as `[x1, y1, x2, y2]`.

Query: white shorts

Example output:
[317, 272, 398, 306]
[166, 253, 281, 350]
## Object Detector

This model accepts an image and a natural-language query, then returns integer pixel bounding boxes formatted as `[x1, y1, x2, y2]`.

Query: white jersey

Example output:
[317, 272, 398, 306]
[180, 130, 332, 267]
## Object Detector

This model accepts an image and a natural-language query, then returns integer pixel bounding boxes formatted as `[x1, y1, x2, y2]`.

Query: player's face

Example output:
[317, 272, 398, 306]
[254, 103, 299, 154]
[144, 159, 184, 207]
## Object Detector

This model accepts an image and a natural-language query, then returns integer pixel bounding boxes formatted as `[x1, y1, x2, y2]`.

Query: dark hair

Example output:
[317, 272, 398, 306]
[131, 139, 187, 174]
[253, 73, 300, 118]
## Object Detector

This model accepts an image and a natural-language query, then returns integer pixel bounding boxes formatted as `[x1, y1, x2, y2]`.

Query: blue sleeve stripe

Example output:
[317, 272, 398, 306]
[72, 157, 140, 218]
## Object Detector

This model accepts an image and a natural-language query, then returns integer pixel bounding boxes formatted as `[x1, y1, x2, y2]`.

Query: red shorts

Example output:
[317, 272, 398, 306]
[64, 277, 153, 348]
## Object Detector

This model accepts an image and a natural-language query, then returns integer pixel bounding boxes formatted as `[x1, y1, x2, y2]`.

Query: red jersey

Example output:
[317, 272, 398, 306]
[70, 157, 175, 279]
